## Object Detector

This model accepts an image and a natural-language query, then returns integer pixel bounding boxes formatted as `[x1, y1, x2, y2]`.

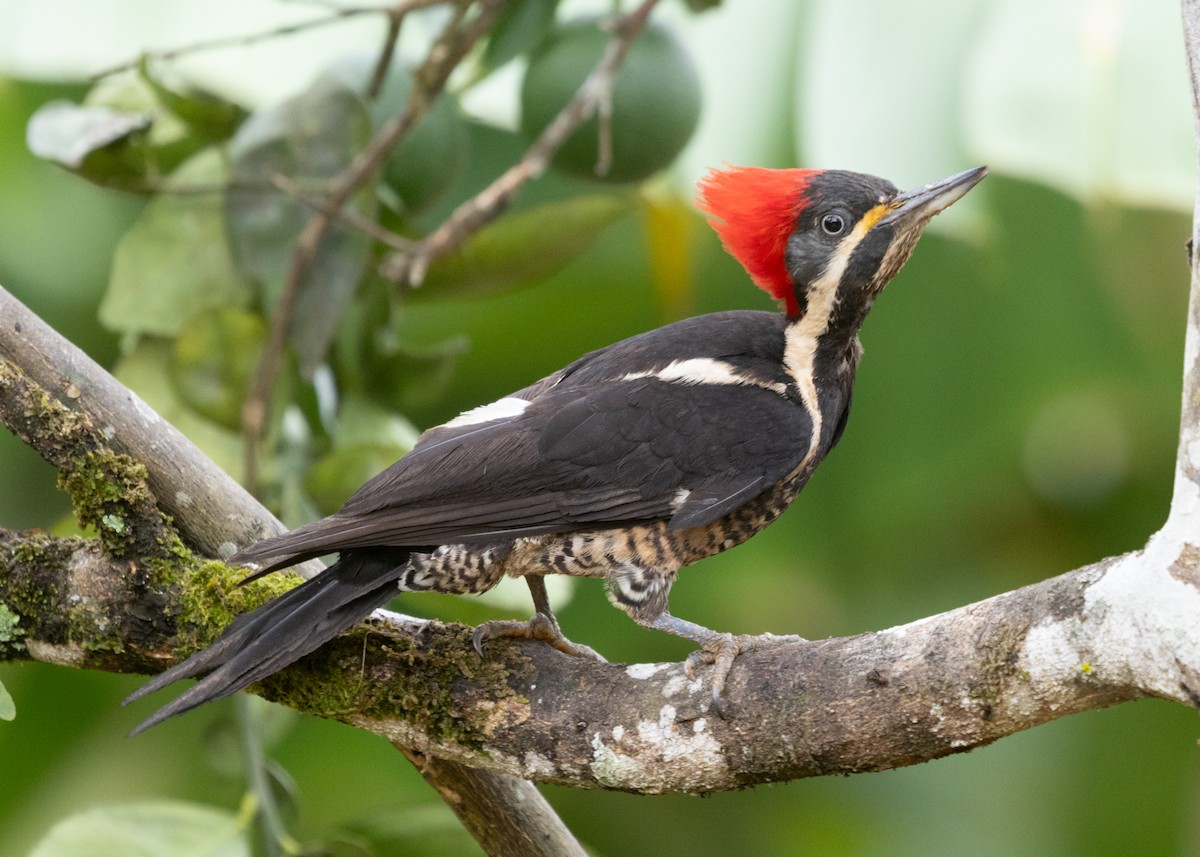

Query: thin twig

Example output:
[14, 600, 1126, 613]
[381, 0, 662, 286]
[367, 6, 407, 99]
[268, 172, 415, 252]
[88, 0, 449, 80]
[240, 0, 508, 494]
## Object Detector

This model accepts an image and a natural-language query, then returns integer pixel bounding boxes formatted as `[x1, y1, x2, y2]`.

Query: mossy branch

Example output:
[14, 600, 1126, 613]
[0, 360, 172, 559]
[0, 285, 586, 857]
[2, 507, 1197, 796]
[0, 526, 303, 676]
[0, 289, 314, 567]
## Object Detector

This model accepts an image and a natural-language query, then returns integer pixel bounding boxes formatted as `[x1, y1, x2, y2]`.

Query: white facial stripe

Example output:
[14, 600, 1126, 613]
[783, 211, 880, 467]
[621, 358, 787, 396]
[443, 396, 531, 428]
[793, 207, 881, 344]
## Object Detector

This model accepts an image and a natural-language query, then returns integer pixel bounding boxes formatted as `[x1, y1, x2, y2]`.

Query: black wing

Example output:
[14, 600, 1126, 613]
[237, 380, 809, 568]
[235, 313, 810, 567]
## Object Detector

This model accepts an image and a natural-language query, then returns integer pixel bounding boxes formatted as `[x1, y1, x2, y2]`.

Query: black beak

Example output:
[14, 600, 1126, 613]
[881, 165, 988, 227]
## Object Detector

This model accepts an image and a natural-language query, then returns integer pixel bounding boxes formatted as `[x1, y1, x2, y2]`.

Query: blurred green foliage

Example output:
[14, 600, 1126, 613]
[1, 1, 1198, 855]
[520, 18, 702, 182]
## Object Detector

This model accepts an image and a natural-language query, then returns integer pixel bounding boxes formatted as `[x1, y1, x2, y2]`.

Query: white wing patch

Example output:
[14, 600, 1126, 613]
[443, 396, 531, 428]
[622, 357, 742, 385]
[621, 358, 787, 395]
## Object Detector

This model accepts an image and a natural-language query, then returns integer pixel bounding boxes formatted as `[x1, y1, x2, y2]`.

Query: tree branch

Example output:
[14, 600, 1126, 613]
[400, 746, 587, 857]
[0, 289, 295, 565]
[0, 285, 583, 857]
[5, 500, 1197, 793]
[1175, 0, 1200, 497]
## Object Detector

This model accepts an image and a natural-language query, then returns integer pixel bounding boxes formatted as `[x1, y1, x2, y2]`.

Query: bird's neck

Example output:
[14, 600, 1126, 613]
[783, 318, 862, 457]
[783, 313, 863, 392]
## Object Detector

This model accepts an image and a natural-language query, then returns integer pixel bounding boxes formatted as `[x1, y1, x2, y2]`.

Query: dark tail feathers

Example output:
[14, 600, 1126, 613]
[124, 549, 407, 735]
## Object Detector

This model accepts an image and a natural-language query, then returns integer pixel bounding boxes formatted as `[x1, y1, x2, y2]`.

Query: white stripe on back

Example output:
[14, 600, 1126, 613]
[443, 396, 531, 428]
[621, 358, 787, 396]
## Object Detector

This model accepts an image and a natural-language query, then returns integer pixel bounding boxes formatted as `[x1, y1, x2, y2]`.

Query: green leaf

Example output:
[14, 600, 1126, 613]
[482, 0, 561, 72]
[225, 71, 376, 378]
[418, 192, 635, 299]
[100, 148, 253, 337]
[361, 335, 470, 412]
[87, 71, 214, 180]
[137, 56, 245, 141]
[519, 20, 701, 183]
[331, 393, 420, 451]
[25, 71, 228, 190]
[305, 444, 408, 515]
[169, 308, 267, 430]
[304, 394, 417, 514]
[26, 100, 150, 179]
[28, 801, 248, 857]
[0, 677, 14, 721]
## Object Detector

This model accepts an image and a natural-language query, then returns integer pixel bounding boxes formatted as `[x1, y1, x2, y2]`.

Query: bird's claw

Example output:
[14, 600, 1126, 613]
[685, 632, 806, 717]
[472, 613, 607, 662]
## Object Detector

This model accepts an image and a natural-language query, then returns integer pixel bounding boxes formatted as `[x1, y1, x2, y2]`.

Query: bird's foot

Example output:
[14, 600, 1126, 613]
[684, 632, 806, 716]
[472, 613, 607, 662]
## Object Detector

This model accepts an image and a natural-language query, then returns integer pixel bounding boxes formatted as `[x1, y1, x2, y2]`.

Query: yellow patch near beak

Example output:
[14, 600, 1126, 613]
[855, 201, 894, 236]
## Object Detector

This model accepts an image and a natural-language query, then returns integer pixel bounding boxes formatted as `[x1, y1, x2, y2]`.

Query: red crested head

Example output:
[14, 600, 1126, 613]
[696, 165, 818, 318]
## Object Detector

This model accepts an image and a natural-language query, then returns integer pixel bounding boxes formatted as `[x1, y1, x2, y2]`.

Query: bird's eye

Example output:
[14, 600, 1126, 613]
[821, 213, 846, 236]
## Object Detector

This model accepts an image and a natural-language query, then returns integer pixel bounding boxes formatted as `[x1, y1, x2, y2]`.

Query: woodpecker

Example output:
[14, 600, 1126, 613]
[126, 163, 987, 733]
